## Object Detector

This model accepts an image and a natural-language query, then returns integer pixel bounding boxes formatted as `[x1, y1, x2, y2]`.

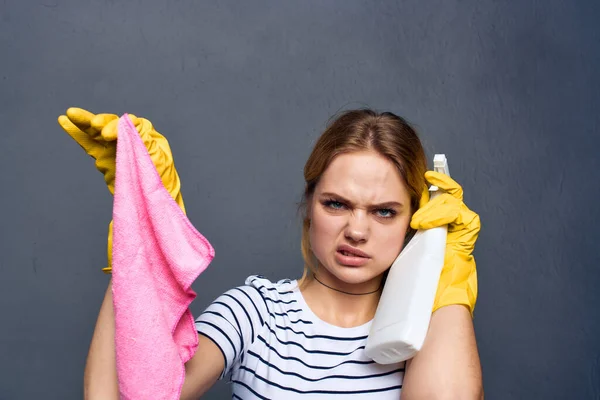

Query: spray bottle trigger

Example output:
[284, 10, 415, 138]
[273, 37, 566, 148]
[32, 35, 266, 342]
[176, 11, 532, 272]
[429, 154, 450, 199]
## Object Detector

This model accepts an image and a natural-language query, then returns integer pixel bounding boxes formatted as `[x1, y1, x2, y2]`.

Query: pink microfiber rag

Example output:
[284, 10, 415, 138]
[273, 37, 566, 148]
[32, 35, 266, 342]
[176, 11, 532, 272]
[111, 114, 215, 400]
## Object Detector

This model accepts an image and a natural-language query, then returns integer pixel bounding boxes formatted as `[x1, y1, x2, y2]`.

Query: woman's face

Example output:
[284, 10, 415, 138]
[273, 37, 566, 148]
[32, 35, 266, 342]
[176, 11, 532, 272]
[308, 150, 412, 287]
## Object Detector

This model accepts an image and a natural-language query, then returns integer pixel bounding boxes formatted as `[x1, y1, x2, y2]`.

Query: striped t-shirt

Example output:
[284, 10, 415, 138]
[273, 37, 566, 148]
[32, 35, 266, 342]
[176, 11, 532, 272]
[195, 275, 404, 399]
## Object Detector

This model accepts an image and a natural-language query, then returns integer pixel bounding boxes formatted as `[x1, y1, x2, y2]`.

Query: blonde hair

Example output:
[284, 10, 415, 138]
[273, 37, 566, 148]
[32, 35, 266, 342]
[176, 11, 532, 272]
[299, 109, 427, 282]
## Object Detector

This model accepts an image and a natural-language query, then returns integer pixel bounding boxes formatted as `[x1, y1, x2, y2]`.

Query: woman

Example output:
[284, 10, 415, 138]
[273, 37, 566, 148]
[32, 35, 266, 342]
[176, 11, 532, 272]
[59, 108, 482, 399]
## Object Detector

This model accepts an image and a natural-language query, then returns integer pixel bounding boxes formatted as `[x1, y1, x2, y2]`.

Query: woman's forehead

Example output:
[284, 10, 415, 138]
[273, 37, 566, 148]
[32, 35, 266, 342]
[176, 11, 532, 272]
[316, 151, 409, 203]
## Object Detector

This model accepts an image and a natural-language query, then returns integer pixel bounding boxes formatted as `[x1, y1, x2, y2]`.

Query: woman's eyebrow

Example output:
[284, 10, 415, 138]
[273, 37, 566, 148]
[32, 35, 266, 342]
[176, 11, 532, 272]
[319, 192, 404, 209]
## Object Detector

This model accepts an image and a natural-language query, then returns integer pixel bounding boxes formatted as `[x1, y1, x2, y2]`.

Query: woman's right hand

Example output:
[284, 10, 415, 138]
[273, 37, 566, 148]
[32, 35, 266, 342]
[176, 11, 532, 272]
[57, 108, 186, 272]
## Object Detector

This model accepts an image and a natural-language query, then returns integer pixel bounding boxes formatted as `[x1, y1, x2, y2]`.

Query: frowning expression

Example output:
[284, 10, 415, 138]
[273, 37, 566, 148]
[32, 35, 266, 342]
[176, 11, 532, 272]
[308, 150, 412, 286]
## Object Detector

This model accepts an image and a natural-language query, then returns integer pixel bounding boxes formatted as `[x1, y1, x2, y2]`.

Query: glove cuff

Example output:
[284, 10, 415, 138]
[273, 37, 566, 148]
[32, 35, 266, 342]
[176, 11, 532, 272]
[432, 287, 476, 317]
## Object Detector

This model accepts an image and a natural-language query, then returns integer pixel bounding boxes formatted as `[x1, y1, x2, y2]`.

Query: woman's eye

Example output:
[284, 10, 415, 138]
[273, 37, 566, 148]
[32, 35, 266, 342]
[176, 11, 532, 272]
[324, 200, 345, 210]
[376, 208, 396, 218]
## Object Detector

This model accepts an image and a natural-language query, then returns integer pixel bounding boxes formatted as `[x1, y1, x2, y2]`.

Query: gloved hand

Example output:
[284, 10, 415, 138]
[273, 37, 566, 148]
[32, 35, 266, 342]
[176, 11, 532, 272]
[410, 171, 480, 316]
[58, 107, 186, 273]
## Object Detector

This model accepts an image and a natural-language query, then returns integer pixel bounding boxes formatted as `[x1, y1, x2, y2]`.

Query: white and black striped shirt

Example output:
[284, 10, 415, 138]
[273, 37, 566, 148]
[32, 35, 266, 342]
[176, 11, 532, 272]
[195, 275, 404, 399]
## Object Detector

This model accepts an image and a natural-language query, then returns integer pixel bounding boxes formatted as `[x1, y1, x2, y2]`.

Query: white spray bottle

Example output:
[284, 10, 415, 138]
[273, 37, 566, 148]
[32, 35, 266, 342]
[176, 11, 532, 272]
[365, 154, 450, 364]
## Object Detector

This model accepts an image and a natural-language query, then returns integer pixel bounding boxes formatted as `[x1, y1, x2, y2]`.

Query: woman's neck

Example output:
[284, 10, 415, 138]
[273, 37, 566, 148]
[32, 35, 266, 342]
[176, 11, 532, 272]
[299, 271, 382, 328]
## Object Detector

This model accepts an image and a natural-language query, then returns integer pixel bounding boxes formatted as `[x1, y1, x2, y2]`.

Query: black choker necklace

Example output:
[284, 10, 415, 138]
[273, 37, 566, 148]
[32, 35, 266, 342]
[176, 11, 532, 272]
[313, 275, 381, 296]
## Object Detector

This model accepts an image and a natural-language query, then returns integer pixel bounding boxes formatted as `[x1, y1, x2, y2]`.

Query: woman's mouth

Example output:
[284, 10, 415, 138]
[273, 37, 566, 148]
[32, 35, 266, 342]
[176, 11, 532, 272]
[335, 246, 371, 267]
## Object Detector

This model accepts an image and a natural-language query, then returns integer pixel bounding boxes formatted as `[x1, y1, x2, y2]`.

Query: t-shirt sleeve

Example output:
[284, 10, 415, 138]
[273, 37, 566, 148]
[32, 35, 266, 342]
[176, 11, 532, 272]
[195, 278, 268, 379]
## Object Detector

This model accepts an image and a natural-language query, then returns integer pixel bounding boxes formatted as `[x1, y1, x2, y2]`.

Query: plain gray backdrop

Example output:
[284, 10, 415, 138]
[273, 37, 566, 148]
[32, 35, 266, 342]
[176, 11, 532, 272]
[1, 1, 599, 399]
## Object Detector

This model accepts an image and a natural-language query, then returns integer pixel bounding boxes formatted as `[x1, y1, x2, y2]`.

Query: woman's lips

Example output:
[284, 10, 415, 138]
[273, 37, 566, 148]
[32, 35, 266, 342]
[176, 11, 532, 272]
[334, 250, 370, 266]
[335, 245, 371, 267]
[337, 244, 370, 258]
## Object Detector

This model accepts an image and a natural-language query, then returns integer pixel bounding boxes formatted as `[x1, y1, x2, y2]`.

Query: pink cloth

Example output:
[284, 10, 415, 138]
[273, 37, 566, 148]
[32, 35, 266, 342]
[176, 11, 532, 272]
[111, 114, 215, 400]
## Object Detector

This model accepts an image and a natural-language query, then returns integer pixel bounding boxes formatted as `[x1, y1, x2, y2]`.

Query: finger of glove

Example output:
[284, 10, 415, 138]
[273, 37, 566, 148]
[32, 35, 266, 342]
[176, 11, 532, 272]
[58, 114, 105, 158]
[418, 183, 430, 209]
[98, 118, 120, 141]
[425, 171, 463, 201]
[65, 107, 95, 128]
[100, 114, 140, 141]
[66, 108, 105, 139]
[410, 194, 461, 230]
[91, 114, 119, 138]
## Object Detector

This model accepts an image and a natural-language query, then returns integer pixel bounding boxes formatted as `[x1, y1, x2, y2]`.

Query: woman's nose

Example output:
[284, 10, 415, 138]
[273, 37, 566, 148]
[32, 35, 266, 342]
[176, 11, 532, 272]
[344, 212, 369, 243]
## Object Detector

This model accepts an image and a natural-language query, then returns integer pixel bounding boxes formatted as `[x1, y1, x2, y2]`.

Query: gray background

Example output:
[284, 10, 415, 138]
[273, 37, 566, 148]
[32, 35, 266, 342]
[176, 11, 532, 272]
[1, 0, 599, 399]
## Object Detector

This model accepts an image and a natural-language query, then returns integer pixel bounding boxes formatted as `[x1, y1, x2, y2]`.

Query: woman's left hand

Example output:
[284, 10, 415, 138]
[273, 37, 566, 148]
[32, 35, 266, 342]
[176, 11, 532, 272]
[410, 171, 481, 315]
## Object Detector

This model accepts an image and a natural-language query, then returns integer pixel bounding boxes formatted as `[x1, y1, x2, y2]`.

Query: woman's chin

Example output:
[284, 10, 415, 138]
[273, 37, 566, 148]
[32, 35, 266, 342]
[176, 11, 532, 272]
[324, 263, 384, 286]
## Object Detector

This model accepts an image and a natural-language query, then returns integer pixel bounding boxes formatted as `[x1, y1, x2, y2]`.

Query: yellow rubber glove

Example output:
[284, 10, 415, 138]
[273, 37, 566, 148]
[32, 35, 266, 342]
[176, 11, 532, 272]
[58, 107, 186, 273]
[410, 171, 480, 316]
